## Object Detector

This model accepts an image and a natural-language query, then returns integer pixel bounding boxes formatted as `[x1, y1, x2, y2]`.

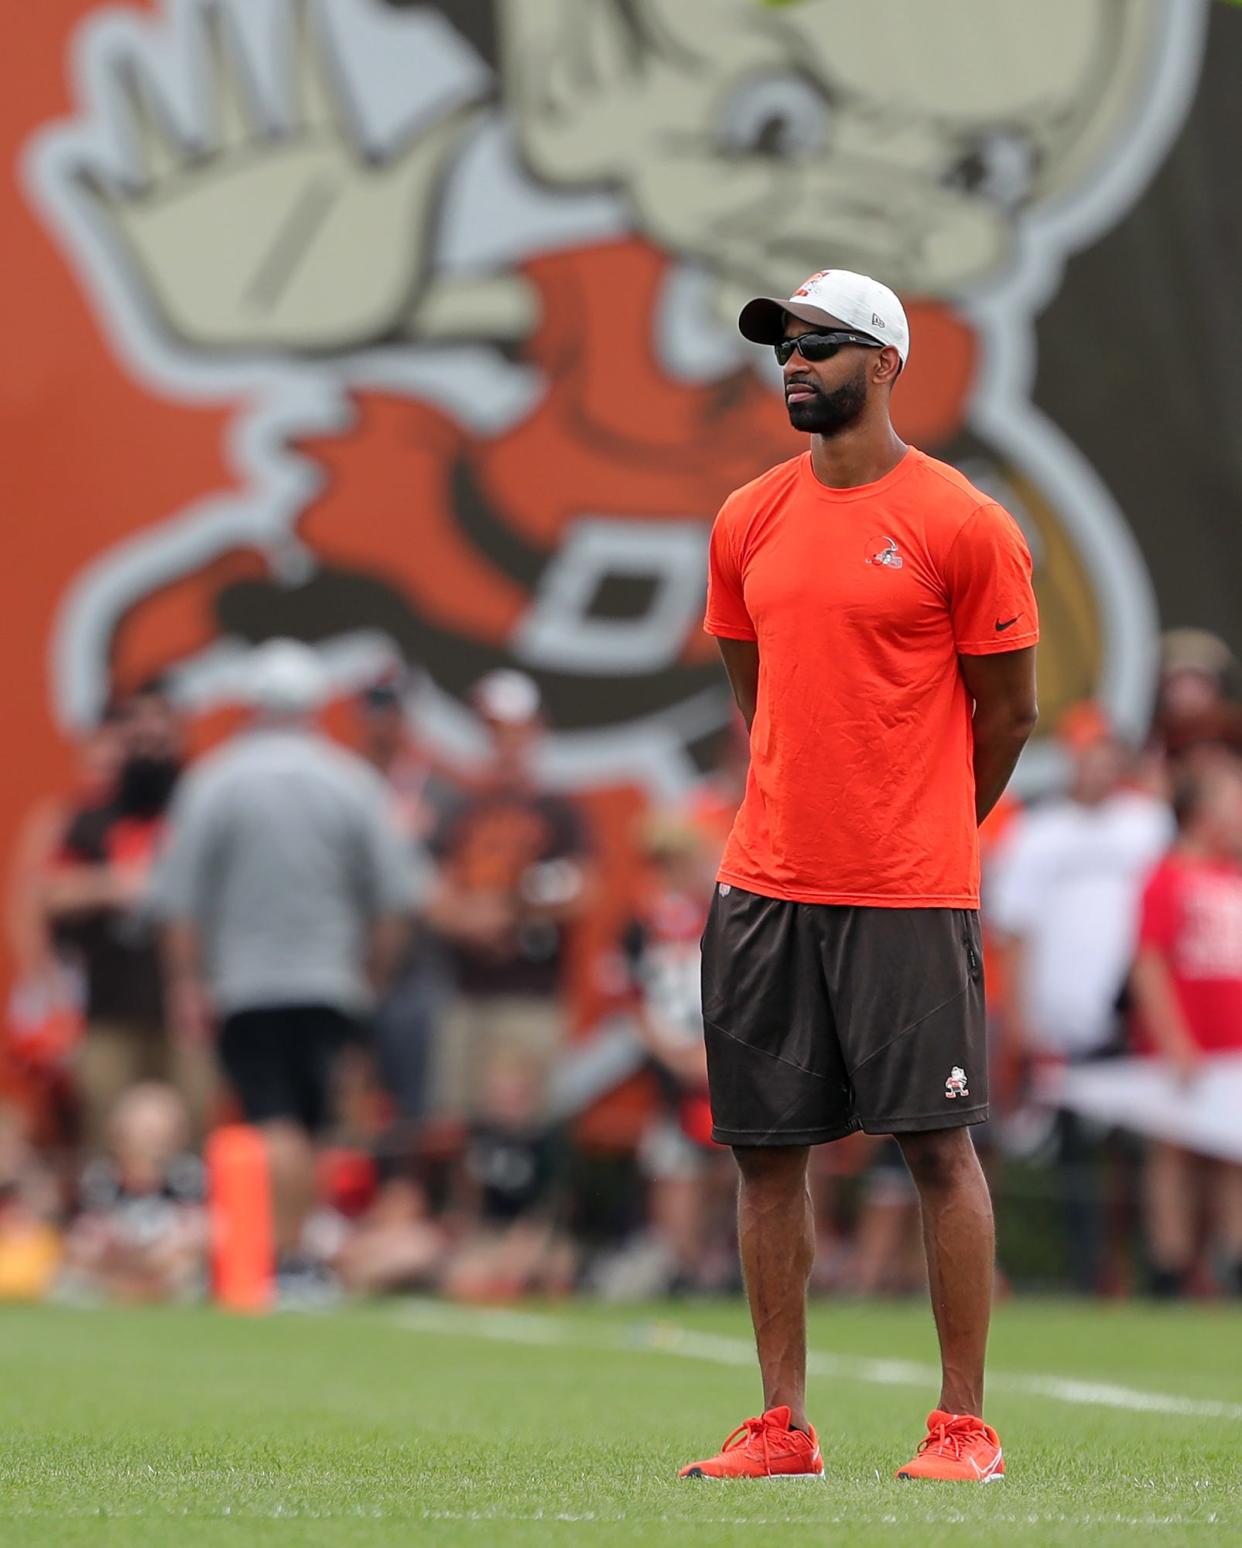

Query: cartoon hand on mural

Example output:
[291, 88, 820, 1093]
[74, 1, 473, 355]
[24, 0, 1205, 787]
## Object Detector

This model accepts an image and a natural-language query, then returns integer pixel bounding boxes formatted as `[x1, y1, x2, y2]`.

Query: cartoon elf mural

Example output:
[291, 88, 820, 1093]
[27, 0, 1206, 793]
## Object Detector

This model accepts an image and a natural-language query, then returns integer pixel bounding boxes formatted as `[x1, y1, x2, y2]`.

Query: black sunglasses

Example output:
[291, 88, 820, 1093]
[774, 330, 883, 366]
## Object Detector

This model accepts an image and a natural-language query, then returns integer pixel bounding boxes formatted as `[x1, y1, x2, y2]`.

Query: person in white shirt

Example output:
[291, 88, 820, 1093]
[988, 711, 1172, 1291]
[990, 725, 1172, 1062]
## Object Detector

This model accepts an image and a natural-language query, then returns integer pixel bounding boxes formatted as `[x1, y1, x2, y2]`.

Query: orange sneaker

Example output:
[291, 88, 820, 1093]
[895, 1410, 1005, 1482]
[679, 1406, 824, 1480]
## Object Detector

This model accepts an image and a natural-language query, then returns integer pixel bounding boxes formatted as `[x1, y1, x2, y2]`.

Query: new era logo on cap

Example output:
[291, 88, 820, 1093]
[738, 269, 910, 367]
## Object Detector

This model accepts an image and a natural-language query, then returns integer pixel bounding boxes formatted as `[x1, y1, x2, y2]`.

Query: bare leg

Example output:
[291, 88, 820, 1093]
[1211, 1160, 1242, 1291]
[734, 1145, 814, 1430]
[1144, 1142, 1198, 1281]
[849, 1193, 918, 1297]
[649, 1175, 703, 1280]
[898, 1128, 993, 1418]
[262, 1119, 317, 1258]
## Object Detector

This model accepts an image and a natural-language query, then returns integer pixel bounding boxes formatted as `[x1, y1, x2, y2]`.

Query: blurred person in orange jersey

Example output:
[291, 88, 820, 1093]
[0, 1103, 63, 1302]
[426, 671, 594, 1126]
[36, 682, 216, 1149]
[57, 1081, 207, 1305]
[1131, 755, 1242, 1298]
[440, 1051, 574, 1303]
[2, 715, 124, 1144]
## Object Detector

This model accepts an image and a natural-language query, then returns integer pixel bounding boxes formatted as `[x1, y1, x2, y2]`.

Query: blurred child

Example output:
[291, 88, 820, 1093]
[58, 1082, 207, 1303]
[1131, 755, 1242, 1296]
[334, 1171, 447, 1296]
[440, 1052, 572, 1301]
[836, 1140, 926, 1297]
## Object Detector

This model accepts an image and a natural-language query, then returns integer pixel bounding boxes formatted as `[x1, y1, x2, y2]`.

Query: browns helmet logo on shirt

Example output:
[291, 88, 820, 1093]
[865, 537, 905, 571]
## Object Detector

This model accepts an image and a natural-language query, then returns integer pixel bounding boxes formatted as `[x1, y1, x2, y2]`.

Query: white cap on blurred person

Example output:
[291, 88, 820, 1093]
[1161, 628, 1234, 683]
[739, 269, 910, 366]
[244, 639, 326, 717]
[471, 669, 541, 725]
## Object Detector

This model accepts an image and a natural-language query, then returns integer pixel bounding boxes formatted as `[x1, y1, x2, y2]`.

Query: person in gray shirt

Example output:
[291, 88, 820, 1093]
[152, 640, 424, 1275]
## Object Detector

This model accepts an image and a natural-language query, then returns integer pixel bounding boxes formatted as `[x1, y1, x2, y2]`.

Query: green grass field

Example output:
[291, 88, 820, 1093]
[0, 1297, 1238, 1547]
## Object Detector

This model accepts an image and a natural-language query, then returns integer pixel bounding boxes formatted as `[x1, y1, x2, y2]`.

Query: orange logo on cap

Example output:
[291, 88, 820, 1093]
[793, 269, 831, 297]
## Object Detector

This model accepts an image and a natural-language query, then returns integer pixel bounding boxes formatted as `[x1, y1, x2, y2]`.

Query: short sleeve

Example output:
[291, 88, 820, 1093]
[1137, 862, 1178, 953]
[703, 501, 756, 641]
[148, 769, 222, 922]
[944, 502, 1039, 655]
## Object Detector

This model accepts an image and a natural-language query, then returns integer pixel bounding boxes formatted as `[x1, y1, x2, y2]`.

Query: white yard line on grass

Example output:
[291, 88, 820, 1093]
[417, 1510, 1220, 1529]
[2, 1506, 1223, 1529]
[392, 1302, 1242, 1422]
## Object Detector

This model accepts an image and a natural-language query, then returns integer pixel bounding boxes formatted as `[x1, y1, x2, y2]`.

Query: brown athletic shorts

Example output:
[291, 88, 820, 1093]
[700, 884, 988, 1146]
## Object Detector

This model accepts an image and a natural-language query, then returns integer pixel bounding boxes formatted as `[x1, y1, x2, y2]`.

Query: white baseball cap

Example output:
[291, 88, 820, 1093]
[471, 669, 542, 725]
[244, 639, 326, 716]
[739, 269, 909, 366]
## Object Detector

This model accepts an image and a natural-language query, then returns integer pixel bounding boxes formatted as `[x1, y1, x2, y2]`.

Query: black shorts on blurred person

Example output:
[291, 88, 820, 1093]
[218, 1005, 353, 1134]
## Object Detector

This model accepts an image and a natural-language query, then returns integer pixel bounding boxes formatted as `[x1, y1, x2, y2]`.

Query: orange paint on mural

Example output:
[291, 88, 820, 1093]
[0, 1, 231, 1005]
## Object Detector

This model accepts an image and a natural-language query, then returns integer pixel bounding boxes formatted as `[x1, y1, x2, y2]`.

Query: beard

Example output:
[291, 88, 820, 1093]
[116, 754, 181, 818]
[785, 367, 868, 436]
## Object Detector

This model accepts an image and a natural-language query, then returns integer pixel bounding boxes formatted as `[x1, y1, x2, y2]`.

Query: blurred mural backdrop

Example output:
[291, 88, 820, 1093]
[4, 0, 1242, 1008]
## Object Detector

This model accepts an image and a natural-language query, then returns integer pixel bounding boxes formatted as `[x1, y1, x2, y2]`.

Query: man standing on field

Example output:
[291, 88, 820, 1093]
[679, 270, 1038, 1483]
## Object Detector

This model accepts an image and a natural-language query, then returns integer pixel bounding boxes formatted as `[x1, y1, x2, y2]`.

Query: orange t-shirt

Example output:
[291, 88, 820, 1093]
[704, 447, 1038, 907]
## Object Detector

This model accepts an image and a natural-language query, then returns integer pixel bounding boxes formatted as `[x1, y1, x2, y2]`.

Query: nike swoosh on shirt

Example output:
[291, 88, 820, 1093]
[994, 616, 1020, 632]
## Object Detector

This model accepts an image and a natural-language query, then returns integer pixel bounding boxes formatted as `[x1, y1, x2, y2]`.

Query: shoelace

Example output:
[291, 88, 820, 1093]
[918, 1418, 984, 1460]
[722, 1416, 768, 1452]
[720, 1415, 797, 1472]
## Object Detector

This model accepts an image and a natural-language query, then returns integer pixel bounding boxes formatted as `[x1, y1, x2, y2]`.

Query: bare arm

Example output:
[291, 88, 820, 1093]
[5, 801, 65, 974]
[1130, 945, 1203, 1082]
[958, 646, 1038, 824]
[367, 914, 411, 997]
[716, 638, 760, 732]
[161, 919, 212, 1045]
[42, 863, 143, 920]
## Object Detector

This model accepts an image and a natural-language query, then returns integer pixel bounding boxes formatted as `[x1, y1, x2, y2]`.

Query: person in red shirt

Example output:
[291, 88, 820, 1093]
[1131, 755, 1242, 1298]
[679, 270, 1038, 1484]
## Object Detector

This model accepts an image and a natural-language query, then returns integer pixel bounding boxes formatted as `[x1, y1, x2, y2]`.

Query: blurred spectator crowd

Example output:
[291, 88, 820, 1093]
[2, 629, 1241, 1309]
